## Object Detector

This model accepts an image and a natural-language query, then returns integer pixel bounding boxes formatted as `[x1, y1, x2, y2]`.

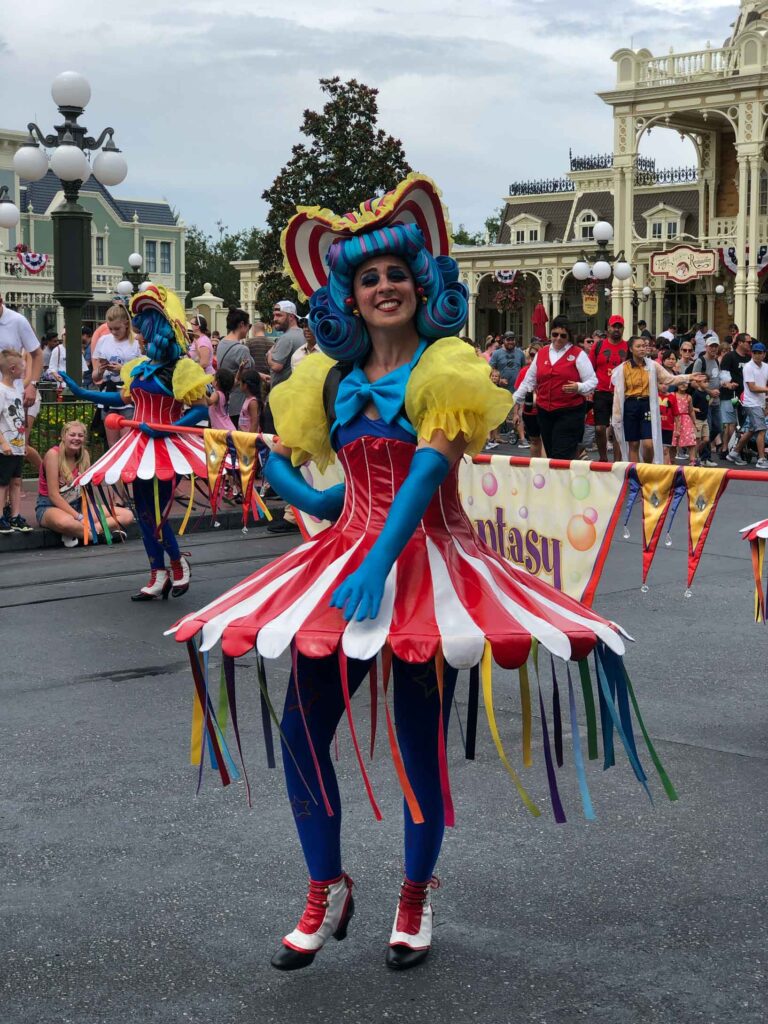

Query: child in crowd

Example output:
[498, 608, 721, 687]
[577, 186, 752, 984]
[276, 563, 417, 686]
[658, 351, 679, 464]
[692, 382, 711, 465]
[671, 378, 698, 465]
[237, 369, 264, 433]
[0, 349, 32, 533]
[206, 367, 236, 431]
[513, 343, 540, 455]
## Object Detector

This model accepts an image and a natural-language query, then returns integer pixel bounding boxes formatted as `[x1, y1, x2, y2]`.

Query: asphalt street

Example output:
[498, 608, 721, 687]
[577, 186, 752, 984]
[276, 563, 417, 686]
[2, 479, 767, 1024]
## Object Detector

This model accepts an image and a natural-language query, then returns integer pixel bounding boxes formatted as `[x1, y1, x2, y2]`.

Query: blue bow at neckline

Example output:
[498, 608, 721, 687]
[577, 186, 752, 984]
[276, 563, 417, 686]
[334, 340, 428, 427]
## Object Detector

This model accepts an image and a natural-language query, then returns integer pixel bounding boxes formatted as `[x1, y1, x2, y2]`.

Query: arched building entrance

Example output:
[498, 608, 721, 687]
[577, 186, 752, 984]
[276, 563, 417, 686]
[475, 272, 542, 342]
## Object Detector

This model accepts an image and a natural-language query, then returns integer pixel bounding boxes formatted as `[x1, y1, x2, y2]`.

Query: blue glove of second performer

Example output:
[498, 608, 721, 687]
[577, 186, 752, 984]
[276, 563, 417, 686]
[331, 446, 451, 621]
[57, 372, 125, 407]
[264, 451, 346, 521]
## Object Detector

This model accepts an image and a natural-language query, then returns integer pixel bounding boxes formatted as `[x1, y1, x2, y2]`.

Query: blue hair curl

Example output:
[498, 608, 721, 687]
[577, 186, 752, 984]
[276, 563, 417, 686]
[132, 310, 184, 364]
[308, 223, 468, 363]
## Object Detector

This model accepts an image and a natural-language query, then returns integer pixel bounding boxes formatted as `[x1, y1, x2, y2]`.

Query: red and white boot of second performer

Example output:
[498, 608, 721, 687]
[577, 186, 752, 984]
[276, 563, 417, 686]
[385, 877, 438, 970]
[130, 568, 171, 602]
[270, 874, 354, 971]
[169, 554, 191, 597]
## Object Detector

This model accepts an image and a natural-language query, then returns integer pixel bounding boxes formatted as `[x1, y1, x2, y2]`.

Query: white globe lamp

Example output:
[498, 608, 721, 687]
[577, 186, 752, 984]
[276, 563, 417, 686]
[613, 261, 633, 281]
[642, 285, 652, 297]
[715, 284, 725, 296]
[0, 199, 20, 229]
[50, 144, 91, 182]
[572, 260, 591, 281]
[139, 280, 152, 291]
[51, 71, 91, 109]
[593, 221, 614, 244]
[13, 145, 49, 182]
[116, 280, 133, 297]
[93, 149, 128, 187]
[592, 260, 613, 281]
[128, 252, 143, 270]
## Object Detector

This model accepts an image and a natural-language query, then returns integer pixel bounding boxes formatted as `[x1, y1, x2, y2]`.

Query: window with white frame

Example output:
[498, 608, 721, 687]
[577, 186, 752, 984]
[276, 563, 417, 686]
[529, 229, 538, 242]
[666, 221, 678, 240]
[95, 236, 105, 266]
[145, 240, 157, 273]
[577, 211, 596, 240]
[651, 221, 663, 240]
[760, 169, 768, 217]
[516, 229, 525, 244]
[160, 241, 171, 275]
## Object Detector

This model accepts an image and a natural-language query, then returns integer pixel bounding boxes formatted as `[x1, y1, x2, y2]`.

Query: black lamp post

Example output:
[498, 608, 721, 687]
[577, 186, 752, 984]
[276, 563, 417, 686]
[13, 72, 128, 386]
[571, 222, 632, 332]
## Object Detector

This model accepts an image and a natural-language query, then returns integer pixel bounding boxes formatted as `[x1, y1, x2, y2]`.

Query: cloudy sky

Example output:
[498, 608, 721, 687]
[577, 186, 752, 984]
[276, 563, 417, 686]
[1, 0, 739, 238]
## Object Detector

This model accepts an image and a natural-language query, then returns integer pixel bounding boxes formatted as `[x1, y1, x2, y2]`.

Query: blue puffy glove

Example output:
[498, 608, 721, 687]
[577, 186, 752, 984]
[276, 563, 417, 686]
[58, 372, 124, 407]
[264, 451, 346, 521]
[331, 446, 450, 621]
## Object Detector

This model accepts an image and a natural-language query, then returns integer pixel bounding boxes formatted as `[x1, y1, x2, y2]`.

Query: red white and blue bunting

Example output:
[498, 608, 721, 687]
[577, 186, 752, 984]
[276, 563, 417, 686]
[494, 269, 518, 285]
[15, 243, 49, 275]
[719, 245, 768, 277]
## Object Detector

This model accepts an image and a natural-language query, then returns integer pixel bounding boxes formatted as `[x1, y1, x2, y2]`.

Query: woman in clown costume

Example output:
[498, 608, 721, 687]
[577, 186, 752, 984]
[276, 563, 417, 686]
[61, 285, 211, 600]
[169, 176, 658, 972]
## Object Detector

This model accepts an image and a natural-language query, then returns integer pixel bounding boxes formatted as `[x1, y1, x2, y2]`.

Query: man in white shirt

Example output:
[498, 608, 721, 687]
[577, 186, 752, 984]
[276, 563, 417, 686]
[694, 323, 720, 357]
[0, 294, 42, 409]
[727, 342, 768, 468]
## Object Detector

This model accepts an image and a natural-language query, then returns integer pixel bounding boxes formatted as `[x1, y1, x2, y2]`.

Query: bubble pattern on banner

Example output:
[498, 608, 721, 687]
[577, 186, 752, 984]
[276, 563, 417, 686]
[481, 471, 498, 497]
[567, 514, 597, 551]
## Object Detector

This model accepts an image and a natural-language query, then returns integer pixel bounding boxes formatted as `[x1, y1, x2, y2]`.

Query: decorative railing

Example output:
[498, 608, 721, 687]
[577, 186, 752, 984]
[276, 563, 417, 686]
[635, 166, 699, 186]
[709, 217, 737, 242]
[508, 178, 575, 197]
[569, 152, 613, 171]
[638, 46, 737, 87]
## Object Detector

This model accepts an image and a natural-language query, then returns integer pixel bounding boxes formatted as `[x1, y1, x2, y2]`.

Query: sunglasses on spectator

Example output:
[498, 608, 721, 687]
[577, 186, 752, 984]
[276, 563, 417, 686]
[551, 331, 568, 339]
[680, 346, 693, 352]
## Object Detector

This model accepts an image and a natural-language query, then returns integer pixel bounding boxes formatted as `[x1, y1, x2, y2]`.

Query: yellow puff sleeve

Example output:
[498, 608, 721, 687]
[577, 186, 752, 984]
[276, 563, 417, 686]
[270, 352, 337, 471]
[405, 336, 512, 455]
[119, 356, 148, 402]
[172, 359, 213, 404]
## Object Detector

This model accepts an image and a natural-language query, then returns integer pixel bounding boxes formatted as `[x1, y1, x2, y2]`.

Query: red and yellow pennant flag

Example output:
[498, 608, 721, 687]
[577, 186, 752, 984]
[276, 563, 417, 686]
[203, 428, 229, 516]
[683, 467, 729, 589]
[635, 464, 678, 586]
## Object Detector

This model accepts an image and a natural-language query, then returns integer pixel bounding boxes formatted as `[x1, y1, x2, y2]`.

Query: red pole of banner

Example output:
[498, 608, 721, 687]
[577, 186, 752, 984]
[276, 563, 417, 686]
[105, 417, 768, 482]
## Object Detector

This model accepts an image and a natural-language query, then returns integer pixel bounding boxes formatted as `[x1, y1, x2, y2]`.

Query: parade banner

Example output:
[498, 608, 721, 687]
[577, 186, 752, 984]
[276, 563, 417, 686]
[190, 428, 767, 608]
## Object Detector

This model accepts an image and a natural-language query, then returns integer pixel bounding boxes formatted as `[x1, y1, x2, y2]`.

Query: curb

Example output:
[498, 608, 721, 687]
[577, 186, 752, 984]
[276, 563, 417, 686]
[0, 502, 287, 554]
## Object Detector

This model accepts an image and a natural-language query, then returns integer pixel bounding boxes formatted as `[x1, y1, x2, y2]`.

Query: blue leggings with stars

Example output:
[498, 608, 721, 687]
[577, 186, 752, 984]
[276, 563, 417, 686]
[281, 652, 458, 884]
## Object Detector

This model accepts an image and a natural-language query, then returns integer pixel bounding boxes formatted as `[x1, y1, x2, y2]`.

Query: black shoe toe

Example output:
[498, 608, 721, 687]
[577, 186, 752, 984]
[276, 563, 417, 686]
[270, 945, 317, 971]
[385, 944, 430, 970]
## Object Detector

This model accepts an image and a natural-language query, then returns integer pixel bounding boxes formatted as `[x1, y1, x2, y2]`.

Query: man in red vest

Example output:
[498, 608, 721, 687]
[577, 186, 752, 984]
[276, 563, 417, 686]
[590, 314, 628, 462]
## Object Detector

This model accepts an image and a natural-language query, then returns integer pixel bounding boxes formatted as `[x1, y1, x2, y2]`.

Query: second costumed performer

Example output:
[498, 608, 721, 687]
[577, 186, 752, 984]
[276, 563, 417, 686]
[169, 175, 664, 971]
[61, 285, 211, 600]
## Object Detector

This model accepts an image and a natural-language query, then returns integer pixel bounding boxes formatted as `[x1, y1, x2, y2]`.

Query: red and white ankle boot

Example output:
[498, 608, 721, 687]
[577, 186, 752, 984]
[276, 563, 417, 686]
[385, 877, 438, 970]
[271, 874, 354, 971]
[130, 568, 171, 602]
[169, 554, 191, 597]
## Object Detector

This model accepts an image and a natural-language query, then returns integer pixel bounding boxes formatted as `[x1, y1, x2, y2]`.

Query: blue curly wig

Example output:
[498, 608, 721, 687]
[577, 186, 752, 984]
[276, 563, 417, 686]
[308, 223, 468, 362]
[132, 310, 184, 365]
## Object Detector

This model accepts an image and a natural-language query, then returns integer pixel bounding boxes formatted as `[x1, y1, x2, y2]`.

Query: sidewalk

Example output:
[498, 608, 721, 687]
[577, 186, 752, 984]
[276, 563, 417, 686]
[0, 478, 287, 553]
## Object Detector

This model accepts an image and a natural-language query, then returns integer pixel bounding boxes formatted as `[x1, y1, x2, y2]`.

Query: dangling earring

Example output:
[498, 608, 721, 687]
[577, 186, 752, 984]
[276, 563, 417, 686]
[416, 286, 427, 304]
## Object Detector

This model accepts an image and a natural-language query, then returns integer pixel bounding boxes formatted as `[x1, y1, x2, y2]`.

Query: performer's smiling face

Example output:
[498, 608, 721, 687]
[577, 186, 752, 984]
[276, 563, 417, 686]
[353, 256, 418, 330]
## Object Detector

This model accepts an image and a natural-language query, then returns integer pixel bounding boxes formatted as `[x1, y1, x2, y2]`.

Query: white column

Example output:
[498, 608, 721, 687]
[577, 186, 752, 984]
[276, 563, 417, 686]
[734, 151, 749, 331]
[467, 291, 477, 340]
[654, 285, 666, 336]
[746, 154, 761, 336]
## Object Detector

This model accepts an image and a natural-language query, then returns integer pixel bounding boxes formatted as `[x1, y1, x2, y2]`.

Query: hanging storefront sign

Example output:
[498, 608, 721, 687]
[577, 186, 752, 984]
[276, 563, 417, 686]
[582, 280, 599, 316]
[649, 245, 718, 284]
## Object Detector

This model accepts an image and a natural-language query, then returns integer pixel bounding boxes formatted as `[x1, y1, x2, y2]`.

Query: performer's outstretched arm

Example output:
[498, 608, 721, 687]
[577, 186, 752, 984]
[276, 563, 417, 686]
[57, 372, 125, 407]
[331, 431, 466, 622]
[264, 446, 346, 522]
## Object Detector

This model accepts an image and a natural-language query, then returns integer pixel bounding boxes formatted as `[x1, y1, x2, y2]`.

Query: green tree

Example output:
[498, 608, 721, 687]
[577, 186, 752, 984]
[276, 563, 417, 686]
[259, 76, 412, 317]
[452, 224, 484, 246]
[184, 224, 265, 308]
[485, 205, 505, 243]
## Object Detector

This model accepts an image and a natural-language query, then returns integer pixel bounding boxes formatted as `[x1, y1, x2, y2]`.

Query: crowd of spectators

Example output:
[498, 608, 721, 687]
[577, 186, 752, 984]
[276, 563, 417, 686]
[478, 317, 765, 469]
